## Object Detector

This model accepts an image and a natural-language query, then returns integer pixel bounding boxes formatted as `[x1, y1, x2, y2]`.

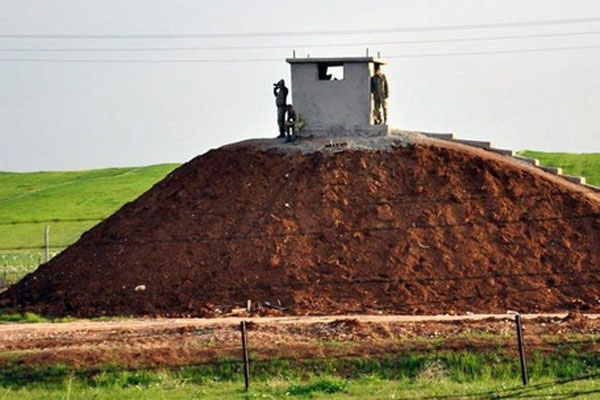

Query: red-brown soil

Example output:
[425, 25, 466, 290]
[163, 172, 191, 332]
[0, 315, 598, 368]
[1, 138, 600, 317]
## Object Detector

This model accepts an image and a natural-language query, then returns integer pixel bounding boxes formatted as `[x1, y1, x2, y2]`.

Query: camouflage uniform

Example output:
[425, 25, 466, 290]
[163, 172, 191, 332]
[274, 80, 289, 137]
[371, 72, 389, 124]
[285, 107, 296, 142]
[285, 106, 305, 142]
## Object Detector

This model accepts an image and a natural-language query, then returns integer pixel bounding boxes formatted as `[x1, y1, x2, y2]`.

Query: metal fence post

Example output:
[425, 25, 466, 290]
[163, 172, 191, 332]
[240, 321, 250, 391]
[44, 225, 50, 263]
[515, 314, 528, 385]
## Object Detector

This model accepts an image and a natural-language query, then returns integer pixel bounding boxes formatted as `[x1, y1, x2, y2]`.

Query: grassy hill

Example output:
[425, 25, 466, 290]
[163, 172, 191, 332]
[0, 164, 180, 249]
[518, 151, 600, 186]
[0, 164, 179, 282]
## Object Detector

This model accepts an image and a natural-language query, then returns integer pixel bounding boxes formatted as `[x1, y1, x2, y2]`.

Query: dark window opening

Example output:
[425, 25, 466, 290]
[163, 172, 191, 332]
[318, 63, 344, 81]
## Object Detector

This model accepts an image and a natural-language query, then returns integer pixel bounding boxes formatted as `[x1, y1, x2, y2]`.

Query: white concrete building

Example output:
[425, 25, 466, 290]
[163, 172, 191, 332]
[286, 56, 388, 137]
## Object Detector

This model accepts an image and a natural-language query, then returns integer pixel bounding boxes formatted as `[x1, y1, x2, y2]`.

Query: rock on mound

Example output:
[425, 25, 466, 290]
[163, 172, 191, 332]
[2, 137, 600, 317]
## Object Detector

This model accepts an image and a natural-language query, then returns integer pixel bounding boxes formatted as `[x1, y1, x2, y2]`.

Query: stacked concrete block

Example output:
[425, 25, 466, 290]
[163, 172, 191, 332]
[417, 131, 598, 193]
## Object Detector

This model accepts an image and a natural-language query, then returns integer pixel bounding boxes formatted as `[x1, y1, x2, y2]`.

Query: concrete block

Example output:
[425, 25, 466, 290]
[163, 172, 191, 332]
[419, 132, 455, 140]
[563, 175, 587, 185]
[452, 139, 492, 149]
[513, 155, 540, 167]
[489, 148, 516, 157]
[583, 183, 600, 192]
[539, 166, 563, 175]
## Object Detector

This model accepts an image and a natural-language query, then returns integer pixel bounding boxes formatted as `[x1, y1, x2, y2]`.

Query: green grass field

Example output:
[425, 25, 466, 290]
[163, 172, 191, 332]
[0, 164, 179, 284]
[0, 350, 598, 399]
[518, 150, 600, 186]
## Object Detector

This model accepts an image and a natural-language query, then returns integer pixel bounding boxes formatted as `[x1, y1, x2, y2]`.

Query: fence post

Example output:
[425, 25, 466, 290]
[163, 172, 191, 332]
[515, 314, 528, 386]
[44, 225, 50, 263]
[240, 321, 250, 391]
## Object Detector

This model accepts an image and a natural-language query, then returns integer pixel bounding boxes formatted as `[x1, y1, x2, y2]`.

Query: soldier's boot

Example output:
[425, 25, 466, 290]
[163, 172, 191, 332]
[374, 110, 382, 125]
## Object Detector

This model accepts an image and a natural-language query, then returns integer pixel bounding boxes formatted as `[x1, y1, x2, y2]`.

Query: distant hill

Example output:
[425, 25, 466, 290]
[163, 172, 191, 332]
[518, 151, 600, 186]
[0, 164, 179, 251]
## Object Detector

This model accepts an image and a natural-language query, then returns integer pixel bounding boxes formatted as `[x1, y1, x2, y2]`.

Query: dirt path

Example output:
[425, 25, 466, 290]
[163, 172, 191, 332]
[0, 313, 598, 369]
[1, 313, 598, 334]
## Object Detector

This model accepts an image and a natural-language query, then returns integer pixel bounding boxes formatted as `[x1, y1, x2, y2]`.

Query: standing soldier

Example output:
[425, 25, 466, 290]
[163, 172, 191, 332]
[273, 79, 289, 138]
[371, 65, 389, 125]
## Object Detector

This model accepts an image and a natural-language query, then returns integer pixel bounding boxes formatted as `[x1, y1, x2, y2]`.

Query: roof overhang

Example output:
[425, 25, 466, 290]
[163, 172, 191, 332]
[286, 57, 387, 65]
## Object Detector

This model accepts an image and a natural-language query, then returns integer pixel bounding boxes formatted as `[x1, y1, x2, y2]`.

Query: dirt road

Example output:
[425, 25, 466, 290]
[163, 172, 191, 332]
[1, 312, 598, 334]
[1, 313, 598, 368]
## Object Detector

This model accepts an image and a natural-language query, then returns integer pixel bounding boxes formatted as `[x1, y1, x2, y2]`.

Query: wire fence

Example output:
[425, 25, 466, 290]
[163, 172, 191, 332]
[186, 317, 600, 396]
[2, 314, 598, 398]
[0, 186, 597, 227]
[0, 190, 599, 289]
[0, 249, 599, 395]
[1, 193, 599, 396]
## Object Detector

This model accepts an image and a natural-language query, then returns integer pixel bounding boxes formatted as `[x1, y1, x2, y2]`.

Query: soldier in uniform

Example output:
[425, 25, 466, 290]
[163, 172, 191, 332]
[273, 79, 289, 138]
[370, 65, 389, 125]
[284, 104, 304, 142]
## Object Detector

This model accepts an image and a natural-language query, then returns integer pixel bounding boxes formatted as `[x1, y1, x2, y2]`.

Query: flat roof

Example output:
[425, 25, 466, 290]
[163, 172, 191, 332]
[286, 57, 387, 65]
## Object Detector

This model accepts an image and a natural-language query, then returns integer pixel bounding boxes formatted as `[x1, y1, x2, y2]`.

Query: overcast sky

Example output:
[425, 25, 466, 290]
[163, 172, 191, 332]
[1, 0, 599, 171]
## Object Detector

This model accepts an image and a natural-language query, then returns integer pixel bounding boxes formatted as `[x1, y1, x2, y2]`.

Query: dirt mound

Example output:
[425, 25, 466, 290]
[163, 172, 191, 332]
[2, 138, 600, 317]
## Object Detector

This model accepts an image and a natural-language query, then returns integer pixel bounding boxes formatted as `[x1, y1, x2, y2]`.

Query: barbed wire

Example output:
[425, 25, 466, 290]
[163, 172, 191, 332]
[1, 173, 597, 228]
[1, 208, 597, 251]
[0, 314, 597, 396]
[0, 185, 595, 227]
[3, 260, 600, 310]
[199, 277, 600, 312]
[194, 267, 600, 292]
[0, 217, 105, 226]
[5, 273, 598, 314]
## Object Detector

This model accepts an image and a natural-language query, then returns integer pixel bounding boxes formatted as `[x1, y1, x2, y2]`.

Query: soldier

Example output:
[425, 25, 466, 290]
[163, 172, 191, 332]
[370, 65, 389, 125]
[273, 79, 288, 138]
[284, 104, 304, 142]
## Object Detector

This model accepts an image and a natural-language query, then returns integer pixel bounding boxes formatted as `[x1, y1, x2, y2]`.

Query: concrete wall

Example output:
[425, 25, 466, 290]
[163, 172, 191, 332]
[290, 62, 373, 133]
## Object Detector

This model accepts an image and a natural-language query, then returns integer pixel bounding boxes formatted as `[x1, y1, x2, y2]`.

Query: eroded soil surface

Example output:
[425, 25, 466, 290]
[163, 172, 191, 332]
[2, 136, 600, 317]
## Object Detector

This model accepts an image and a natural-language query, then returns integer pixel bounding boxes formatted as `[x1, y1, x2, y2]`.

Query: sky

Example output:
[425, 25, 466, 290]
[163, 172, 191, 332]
[1, 0, 600, 171]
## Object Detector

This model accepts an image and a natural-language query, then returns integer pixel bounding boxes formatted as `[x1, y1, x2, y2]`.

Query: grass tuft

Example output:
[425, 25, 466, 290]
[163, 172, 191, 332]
[287, 378, 348, 396]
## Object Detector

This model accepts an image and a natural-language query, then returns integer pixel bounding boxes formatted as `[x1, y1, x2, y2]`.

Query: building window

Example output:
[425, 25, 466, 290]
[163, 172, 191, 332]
[318, 63, 344, 81]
